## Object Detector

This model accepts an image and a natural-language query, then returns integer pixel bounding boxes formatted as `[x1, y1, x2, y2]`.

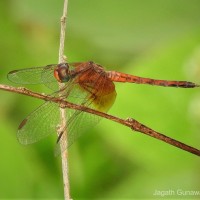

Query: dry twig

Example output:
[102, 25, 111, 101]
[0, 84, 200, 157]
[58, 0, 70, 199]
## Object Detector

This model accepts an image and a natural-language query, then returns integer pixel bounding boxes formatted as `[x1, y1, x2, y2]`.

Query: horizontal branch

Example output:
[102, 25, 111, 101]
[0, 84, 200, 157]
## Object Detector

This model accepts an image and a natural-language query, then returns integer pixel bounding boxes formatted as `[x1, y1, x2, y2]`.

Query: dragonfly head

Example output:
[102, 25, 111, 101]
[54, 63, 70, 82]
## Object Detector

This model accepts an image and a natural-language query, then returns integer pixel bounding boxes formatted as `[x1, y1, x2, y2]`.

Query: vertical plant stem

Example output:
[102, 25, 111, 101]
[58, 0, 70, 199]
[59, 0, 68, 63]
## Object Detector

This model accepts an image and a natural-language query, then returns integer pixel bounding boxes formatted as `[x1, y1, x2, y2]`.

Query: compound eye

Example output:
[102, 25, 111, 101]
[54, 63, 70, 82]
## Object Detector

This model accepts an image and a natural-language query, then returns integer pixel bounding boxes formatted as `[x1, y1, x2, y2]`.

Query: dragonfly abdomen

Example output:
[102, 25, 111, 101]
[107, 71, 199, 88]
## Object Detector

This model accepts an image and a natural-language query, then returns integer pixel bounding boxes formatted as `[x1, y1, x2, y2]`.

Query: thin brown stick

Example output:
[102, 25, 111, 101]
[59, 0, 68, 63]
[0, 84, 200, 157]
[58, 0, 70, 200]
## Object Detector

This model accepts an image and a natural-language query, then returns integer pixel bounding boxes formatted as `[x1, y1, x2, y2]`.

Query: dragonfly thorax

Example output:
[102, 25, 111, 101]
[54, 63, 70, 82]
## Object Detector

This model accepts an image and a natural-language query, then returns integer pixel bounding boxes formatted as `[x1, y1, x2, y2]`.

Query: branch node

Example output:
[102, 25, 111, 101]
[61, 16, 66, 23]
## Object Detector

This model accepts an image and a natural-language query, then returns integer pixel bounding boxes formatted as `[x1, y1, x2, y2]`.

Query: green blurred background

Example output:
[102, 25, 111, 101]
[0, 0, 200, 199]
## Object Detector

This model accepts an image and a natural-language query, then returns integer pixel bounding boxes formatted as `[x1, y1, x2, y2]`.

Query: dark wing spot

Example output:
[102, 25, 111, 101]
[8, 70, 18, 75]
[18, 118, 28, 130]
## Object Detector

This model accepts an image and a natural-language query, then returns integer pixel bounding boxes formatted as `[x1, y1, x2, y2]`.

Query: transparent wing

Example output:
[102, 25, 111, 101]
[17, 101, 60, 145]
[16, 78, 95, 146]
[7, 64, 59, 90]
[17, 99, 95, 146]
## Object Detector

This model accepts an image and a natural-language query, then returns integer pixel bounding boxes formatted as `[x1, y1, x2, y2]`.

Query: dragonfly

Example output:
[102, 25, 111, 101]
[7, 61, 199, 155]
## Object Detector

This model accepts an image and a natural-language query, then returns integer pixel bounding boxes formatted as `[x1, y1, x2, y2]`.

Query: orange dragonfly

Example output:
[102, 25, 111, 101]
[7, 61, 199, 154]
